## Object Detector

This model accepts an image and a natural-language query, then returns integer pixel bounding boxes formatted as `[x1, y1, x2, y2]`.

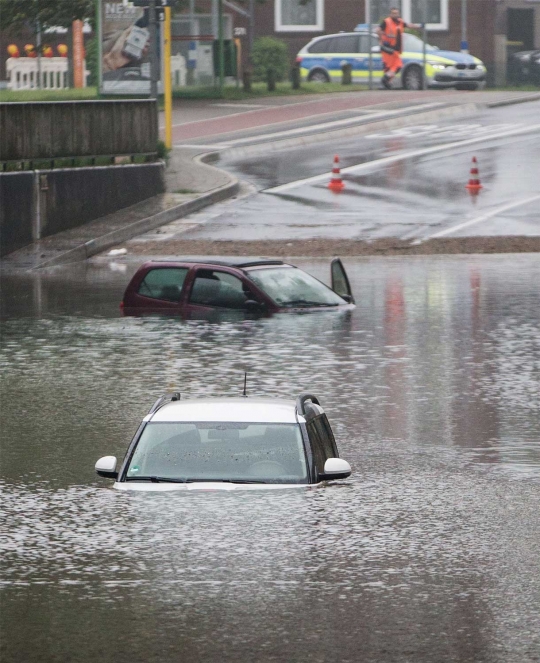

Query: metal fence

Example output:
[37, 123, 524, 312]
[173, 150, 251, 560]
[0, 100, 158, 165]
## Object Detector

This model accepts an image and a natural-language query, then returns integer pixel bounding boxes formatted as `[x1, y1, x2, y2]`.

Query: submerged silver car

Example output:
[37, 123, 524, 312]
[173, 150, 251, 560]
[95, 393, 352, 491]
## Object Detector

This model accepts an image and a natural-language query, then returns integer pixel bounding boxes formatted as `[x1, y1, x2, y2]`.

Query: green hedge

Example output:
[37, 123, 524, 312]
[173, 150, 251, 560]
[251, 37, 289, 83]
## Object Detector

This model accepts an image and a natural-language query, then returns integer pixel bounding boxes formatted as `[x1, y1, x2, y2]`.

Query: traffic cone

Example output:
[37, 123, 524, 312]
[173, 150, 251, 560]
[328, 155, 345, 192]
[465, 156, 482, 192]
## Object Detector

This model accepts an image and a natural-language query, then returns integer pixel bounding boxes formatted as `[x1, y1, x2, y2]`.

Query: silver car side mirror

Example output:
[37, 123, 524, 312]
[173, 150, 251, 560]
[319, 458, 351, 481]
[95, 456, 118, 479]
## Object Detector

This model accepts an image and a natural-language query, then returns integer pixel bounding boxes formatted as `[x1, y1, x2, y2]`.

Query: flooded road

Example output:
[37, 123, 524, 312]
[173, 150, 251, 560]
[1, 255, 540, 662]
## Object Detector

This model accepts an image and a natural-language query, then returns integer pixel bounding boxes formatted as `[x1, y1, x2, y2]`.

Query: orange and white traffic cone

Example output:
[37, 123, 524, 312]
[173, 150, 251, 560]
[328, 155, 345, 192]
[465, 156, 482, 192]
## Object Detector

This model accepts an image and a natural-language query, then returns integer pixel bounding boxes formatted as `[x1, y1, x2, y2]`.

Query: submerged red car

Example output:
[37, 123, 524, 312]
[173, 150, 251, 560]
[121, 257, 354, 316]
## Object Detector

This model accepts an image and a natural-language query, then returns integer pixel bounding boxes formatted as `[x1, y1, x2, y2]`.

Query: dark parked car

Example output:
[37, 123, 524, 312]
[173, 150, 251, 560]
[507, 49, 540, 85]
[121, 257, 354, 316]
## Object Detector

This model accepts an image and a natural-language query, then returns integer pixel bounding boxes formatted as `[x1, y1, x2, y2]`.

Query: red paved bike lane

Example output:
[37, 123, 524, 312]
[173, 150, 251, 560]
[171, 90, 449, 143]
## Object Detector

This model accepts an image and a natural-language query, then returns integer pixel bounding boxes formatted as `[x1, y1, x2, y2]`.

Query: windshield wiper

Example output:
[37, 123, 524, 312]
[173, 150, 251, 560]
[125, 476, 267, 484]
[280, 299, 339, 308]
[189, 479, 267, 484]
[125, 476, 190, 483]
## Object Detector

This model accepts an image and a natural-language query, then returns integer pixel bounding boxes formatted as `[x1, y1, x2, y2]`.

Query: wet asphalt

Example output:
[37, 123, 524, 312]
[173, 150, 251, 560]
[153, 101, 540, 244]
[1, 254, 540, 662]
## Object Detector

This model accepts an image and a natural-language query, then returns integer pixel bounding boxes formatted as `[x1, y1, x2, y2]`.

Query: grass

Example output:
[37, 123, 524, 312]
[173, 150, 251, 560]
[0, 82, 362, 103]
[3, 154, 152, 171]
[172, 81, 367, 100]
[2, 82, 537, 104]
[0, 87, 100, 102]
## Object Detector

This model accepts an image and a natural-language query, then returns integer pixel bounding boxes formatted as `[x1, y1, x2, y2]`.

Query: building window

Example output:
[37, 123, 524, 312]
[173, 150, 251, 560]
[275, 0, 324, 32]
[369, 0, 448, 31]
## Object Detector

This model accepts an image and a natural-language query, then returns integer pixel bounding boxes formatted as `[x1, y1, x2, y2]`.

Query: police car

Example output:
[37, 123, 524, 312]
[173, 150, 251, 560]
[297, 25, 486, 90]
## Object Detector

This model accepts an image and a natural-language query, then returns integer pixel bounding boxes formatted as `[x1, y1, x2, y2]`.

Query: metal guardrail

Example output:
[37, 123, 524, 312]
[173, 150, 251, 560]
[0, 99, 159, 165]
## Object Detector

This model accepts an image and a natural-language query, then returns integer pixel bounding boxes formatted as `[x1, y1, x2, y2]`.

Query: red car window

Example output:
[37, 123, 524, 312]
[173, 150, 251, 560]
[189, 270, 251, 309]
[137, 267, 189, 302]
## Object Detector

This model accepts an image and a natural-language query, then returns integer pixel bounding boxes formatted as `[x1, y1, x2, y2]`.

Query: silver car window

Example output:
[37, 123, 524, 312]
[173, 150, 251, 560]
[126, 422, 308, 484]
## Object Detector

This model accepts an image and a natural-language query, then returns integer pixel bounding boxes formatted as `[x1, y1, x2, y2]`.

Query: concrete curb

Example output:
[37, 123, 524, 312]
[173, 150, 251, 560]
[486, 92, 540, 108]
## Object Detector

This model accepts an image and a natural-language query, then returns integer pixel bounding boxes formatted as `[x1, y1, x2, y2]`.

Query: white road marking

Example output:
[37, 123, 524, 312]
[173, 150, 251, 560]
[424, 195, 540, 239]
[210, 103, 265, 109]
[172, 143, 233, 149]
[364, 123, 518, 140]
[265, 123, 540, 194]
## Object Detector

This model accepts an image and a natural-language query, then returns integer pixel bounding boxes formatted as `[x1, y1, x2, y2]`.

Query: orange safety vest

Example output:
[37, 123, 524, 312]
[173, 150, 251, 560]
[380, 17, 406, 53]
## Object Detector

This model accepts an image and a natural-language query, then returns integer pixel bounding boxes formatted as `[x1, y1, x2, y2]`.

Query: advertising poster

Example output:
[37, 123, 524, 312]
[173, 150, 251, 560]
[100, 0, 158, 94]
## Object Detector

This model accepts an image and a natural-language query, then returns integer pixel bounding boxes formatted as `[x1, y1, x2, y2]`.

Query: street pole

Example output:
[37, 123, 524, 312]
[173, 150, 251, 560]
[164, 5, 172, 149]
[249, 0, 255, 56]
[218, 0, 225, 91]
[422, 0, 427, 90]
[36, 20, 42, 89]
[367, 0, 373, 90]
[461, 0, 468, 53]
[149, 0, 158, 98]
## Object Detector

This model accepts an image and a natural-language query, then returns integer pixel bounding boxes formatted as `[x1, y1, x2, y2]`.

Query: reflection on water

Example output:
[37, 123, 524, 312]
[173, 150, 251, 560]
[1, 255, 540, 662]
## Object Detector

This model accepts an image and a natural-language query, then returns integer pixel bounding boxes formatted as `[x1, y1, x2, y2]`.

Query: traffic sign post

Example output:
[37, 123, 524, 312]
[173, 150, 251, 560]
[148, 0, 158, 98]
[164, 5, 172, 149]
[218, 0, 224, 91]
[366, 0, 373, 90]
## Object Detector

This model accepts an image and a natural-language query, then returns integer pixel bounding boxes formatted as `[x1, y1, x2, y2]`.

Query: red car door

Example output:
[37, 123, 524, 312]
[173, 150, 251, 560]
[183, 266, 266, 317]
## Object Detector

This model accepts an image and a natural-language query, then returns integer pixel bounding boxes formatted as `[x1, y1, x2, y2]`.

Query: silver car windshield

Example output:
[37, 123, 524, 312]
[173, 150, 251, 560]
[126, 422, 308, 484]
[247, 266, 345, 307]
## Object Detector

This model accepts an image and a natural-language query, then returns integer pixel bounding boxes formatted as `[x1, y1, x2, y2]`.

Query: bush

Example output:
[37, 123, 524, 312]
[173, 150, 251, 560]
[157, 139, 171, 163]
[251, 37, 290, 83]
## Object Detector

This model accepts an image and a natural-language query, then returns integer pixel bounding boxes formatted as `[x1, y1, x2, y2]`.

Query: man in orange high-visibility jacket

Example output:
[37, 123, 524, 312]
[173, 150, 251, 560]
[376, 7, 422, 89]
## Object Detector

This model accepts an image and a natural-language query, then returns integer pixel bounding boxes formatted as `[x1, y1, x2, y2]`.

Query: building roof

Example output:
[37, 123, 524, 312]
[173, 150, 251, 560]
[148, 398, 302, 424]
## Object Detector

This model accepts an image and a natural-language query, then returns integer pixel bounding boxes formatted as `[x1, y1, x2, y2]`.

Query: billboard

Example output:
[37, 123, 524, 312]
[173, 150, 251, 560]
[100, 0, 159, 95]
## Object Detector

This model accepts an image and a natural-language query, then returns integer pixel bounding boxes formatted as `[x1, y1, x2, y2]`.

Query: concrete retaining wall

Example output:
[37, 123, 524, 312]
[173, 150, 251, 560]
[0, 162, 164, 258]
[0, 172, 35, 257]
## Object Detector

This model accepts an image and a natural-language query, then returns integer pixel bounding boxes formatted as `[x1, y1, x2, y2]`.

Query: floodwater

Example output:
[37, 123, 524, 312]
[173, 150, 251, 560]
[1, 255, 540, 662]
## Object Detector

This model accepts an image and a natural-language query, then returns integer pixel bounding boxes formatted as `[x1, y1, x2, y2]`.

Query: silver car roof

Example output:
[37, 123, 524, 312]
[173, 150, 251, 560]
[147, 398, 306, 424]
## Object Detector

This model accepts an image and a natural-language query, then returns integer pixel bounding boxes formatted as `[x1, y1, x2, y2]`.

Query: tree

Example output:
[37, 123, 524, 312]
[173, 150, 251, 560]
[0, 0, 95, 34]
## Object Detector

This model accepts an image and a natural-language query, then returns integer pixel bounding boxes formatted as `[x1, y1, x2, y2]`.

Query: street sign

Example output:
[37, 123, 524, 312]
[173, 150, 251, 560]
[132, 0, 168, 5]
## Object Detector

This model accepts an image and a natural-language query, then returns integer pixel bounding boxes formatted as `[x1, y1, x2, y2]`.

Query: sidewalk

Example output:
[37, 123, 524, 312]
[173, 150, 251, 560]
[3, 90, 540, 270]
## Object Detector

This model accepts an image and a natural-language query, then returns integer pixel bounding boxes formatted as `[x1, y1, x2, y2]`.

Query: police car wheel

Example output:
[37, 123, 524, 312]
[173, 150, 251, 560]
[403, 65, 423, 90]
[308, 70, 330, 83]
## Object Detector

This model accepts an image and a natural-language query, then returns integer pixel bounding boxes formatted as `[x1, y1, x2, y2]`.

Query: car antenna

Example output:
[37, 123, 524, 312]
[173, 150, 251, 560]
[242, 372, 248, 397]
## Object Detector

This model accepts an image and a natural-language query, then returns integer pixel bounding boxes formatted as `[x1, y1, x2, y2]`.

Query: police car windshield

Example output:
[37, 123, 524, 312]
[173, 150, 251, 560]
[402, 33, 438, 52]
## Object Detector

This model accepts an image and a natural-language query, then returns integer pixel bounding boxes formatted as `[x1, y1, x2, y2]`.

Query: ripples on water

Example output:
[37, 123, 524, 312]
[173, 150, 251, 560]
[1, 255, 539, 662]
